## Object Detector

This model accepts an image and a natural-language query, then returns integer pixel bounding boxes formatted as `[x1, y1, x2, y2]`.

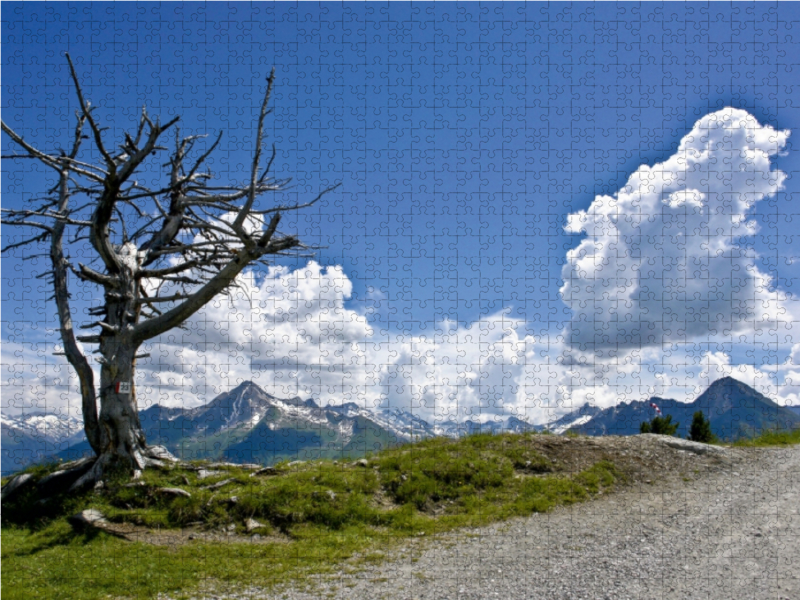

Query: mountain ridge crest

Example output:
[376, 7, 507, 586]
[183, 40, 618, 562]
[4, 377, 800, 475]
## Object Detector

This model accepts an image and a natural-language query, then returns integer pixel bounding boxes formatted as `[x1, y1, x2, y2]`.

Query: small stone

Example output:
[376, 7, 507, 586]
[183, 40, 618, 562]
[251, 534, 262, 541]
[245, 518, 265, 533]
[197, 469, 222, 480]
[205, 462, 262, 470]
[69, 509, 109, 530]
[238, 463, 263, 470]
[156, 487, 191, 498]
[227, 496, 239, 504]
[286, 461, 305, 468]
[202, 478, 234, 491]
[123, 481, 147, 488]
[353, 459, 369, 467]
[250, 466, 279, 477]
[147, 445, 180, 463]
[326, 490, 337, 501]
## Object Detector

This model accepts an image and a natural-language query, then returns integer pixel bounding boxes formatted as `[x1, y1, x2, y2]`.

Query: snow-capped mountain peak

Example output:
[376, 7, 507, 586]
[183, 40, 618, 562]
[2, 411, 86, 475]
[2, 412, 83, 439]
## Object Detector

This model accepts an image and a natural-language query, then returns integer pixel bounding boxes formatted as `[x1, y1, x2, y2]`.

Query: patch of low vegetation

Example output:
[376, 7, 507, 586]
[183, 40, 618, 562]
[2, 431, 623, 600]
[731, 426, 800, 447]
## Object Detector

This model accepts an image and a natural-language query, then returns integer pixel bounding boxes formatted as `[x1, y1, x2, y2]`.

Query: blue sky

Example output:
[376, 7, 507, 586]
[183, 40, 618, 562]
[3, 2, 800, 424]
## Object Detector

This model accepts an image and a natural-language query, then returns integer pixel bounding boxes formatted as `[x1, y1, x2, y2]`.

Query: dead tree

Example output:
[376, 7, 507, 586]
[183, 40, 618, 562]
[1, 54, 337, 489]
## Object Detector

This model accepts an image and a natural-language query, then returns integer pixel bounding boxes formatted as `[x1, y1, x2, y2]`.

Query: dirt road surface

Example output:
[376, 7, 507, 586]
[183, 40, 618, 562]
[276, 442, 800, 600]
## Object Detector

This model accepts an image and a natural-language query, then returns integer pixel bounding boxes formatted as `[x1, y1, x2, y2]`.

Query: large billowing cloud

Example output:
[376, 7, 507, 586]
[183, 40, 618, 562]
[561, 108, 793, 353]
[137, 261, 375, 405]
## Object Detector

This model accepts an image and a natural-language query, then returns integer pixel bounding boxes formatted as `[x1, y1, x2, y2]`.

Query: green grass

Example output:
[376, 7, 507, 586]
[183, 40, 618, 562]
[1, 522, 376, 600]
[731, 426, 800, 447]
[2, 431, 623, 600]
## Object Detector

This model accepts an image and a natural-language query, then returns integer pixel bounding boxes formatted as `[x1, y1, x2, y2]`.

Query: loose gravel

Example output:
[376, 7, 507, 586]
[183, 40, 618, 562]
[164, 441, 800, 600]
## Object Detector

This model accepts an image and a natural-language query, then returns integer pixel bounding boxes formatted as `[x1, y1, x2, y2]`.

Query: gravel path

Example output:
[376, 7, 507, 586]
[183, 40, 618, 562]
[162, 443, 800, 600]
[248, 445, 799, 600]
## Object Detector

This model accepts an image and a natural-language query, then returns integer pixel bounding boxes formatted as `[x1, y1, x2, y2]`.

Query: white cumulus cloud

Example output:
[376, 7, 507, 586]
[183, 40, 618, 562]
[561, 108, 794, 354]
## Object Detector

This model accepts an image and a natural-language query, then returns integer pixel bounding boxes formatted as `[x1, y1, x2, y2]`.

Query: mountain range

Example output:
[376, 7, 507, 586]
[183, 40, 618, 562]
[563, 377, 800, 440]
[3, 377, 799, 475]
[49, 382, 544, 468]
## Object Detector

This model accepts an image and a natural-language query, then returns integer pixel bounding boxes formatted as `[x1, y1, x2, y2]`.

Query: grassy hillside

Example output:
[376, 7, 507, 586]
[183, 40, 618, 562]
[2, 431, 622, 600]
[5, 426, 799, 600]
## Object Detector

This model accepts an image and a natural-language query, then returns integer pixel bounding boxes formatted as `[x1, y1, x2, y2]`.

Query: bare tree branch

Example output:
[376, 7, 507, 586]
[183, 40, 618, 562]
[137, 293, 191, 304]
[1, 231, 51, 253]
[232, 68, 275, 235]
[138, 261, 199, 278]
[65, 53, 116, 170]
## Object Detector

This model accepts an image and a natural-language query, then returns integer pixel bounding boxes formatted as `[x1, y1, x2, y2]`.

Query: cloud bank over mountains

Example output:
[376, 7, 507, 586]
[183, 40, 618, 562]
[4, 108, 800, 423]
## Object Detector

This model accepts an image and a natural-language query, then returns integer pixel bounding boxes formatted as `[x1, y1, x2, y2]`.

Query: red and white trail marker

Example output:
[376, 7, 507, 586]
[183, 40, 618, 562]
[115, 382, 131, 394]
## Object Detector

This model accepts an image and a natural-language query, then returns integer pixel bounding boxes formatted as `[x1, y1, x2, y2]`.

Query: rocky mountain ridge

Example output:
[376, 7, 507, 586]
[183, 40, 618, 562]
[564, 377, 800, 440]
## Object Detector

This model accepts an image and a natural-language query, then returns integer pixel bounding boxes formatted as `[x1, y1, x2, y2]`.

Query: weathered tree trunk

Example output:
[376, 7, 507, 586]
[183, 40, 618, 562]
[97, 339, 148, 471]
[50, 156, 102, 455]
[71, 250, 178, 491]
[72, 344, 177, 490]
[97, 253, 148, 471]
